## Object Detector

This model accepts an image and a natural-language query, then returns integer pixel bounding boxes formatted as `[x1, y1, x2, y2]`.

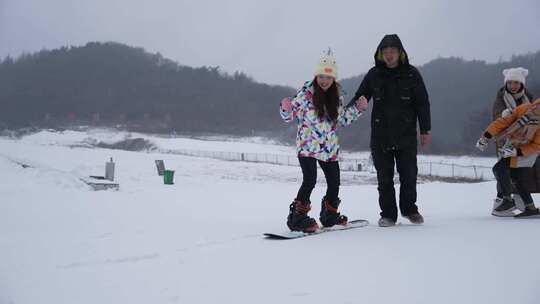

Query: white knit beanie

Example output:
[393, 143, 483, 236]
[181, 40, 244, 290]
[503, 67, 529, 85]
[314, 48, 338, 79]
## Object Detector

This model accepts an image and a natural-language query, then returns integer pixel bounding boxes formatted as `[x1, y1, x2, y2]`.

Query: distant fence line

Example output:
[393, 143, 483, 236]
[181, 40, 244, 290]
[161, 148, 494, 181]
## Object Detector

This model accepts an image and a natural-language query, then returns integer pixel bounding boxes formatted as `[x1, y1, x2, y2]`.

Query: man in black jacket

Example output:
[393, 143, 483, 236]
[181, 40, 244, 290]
[349, 34, 431, 227]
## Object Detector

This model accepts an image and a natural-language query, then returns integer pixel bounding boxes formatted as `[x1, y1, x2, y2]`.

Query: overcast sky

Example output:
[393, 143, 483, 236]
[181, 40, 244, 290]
[1, 0, 539, 87]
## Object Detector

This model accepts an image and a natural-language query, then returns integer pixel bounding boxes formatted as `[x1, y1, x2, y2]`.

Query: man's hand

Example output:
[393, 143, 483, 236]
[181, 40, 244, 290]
[356, 96, 369, 112]
[420, 133, 431, 146]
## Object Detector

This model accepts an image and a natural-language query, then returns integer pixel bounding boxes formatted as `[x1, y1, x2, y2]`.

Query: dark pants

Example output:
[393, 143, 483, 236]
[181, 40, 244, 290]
[296, 157, 340, 203]
[372, 146, 419, 221]
[492, 158, 534, 205]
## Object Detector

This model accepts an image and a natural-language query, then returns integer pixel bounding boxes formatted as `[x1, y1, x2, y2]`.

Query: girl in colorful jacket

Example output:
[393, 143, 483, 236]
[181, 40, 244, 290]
[280, 49, 368, 232]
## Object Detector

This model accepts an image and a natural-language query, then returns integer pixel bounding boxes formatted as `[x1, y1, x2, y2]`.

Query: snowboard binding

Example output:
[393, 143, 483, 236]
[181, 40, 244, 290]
[319, 197, 348, 228]
[287, 199, 319, 233]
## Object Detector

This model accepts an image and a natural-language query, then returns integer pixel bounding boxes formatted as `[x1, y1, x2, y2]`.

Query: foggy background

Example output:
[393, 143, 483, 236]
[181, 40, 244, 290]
[1, 0, 540, 155]
[1, 0, 539, 86]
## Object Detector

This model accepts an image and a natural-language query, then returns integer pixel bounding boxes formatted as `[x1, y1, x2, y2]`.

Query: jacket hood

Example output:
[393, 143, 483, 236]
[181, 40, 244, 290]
[374, 34, 410, 67]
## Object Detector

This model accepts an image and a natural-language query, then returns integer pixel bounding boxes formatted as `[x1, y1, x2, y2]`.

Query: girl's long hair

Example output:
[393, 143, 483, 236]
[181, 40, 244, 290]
[312, 77, 340, 121]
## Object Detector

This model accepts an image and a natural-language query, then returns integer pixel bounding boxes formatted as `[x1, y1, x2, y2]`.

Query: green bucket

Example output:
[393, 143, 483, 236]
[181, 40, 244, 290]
[163, 170, 175, 185]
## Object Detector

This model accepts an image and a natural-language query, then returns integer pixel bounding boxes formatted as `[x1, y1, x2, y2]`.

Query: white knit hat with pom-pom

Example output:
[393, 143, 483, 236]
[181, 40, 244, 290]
[314, 48, 338, 79]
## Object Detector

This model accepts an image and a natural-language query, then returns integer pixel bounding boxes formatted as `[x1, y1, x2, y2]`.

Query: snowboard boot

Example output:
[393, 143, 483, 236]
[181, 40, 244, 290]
[378, 217, 396, 227]
[403, 212, 424, 225]
[287, 199, 319, 233]
[319, 197, 348, 228]
[492, 196, 517, 217]
[514, 204, 540, 218]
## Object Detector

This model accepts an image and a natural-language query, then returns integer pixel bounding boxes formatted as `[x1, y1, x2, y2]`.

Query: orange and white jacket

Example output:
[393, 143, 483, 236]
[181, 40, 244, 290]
[486, 98, 540, 168]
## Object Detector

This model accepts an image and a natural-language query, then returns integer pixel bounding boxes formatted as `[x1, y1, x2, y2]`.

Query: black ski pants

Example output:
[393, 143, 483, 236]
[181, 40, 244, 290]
[492, 157, 534, 206]
[372, 146, 419, 221]
[296, 157, 340, 204]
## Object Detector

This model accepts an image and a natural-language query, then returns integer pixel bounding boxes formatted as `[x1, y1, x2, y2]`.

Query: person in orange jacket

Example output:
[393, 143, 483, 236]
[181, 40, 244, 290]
[476, 99, 540, 218]
[491, 67, 533, 212]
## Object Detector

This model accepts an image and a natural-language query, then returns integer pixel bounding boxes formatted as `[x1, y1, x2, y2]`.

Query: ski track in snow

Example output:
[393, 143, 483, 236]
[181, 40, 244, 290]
[57, 253, 161, 269]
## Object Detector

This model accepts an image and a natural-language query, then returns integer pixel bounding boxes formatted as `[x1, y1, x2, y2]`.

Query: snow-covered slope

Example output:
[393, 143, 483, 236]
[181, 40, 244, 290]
[0, 130, 537, 304]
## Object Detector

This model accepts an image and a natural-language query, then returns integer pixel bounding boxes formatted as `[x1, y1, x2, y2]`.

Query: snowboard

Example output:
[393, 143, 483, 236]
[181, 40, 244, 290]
[264, 219, 369, 240]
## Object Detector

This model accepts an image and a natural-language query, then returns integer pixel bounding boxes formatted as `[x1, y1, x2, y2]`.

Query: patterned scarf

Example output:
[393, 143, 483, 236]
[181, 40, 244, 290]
[496, 103, 540, 146]
[503, 89, 530, 110]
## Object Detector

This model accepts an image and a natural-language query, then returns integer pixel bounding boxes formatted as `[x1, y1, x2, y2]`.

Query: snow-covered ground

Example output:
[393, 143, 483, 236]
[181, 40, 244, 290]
[1, 129, 538, 304]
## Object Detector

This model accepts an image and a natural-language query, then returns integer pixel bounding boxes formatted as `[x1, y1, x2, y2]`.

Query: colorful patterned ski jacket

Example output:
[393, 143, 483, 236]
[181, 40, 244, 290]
[280, 81, 362, 162]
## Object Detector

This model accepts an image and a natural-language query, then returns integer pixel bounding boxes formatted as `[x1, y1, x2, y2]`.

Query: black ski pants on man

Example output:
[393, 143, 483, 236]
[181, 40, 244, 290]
[372, 146, 419, 222]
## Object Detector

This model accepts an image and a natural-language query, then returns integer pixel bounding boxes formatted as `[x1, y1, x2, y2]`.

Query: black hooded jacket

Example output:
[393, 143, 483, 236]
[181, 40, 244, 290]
[349, 34, 431, 150]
